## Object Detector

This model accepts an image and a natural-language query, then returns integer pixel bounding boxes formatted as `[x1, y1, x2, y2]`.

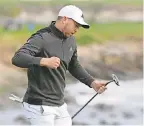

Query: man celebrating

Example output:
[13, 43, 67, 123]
[12, 5, 107, 126]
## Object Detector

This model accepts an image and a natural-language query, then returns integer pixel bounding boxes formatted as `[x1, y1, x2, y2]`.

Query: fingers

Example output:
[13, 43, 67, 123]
[54, 57, 60, 61]
[92, 80, 108, 94]
[53, 57, 60, 64]
[53, 62, 60, 69]
[97, 86, 107, 94]
[50, 57, 60, 69]
[100, 81, 107, 85]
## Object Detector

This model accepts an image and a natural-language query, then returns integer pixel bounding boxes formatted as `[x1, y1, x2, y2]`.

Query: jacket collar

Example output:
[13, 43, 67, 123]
[49, 21, 67, 39]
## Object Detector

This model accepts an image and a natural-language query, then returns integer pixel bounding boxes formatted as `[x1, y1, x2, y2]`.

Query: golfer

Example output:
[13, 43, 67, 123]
[12, 5, 107, 126]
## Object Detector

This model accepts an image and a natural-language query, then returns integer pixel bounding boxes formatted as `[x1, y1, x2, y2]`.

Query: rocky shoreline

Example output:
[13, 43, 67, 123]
[77, 41, 143, 80]
[0, 40, 143, 86]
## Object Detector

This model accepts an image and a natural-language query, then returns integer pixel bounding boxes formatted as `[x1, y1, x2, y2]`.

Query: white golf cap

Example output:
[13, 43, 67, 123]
[58, 5, 90, 29]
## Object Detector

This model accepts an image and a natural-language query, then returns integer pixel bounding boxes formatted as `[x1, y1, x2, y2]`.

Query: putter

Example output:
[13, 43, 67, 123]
[9, 94, 23, 103]
[72, 74, 119, 119]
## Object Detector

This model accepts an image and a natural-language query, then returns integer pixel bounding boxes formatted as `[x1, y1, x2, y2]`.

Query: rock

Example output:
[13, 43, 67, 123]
[94, 103, 114, 112]
[99, 119, 109, 125]
[140, 108, 143, 113]
[0, 62, 27, 108]
[78, 41, 143, 80]
[0, 63, 27, 88]
[72, 121, 88, 125]
[64, 91, 77, 104]
[111, 122, 121, 125]
[122, 111, 135, 119]
[0, 103, 4, 111]
[14, 115, 30, 125]
[109, 113, 117, 118]
[89, 112, 97, 118]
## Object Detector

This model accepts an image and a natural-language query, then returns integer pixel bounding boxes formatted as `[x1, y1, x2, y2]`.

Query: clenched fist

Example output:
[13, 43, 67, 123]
[40, 57, 60, 69]
[91, 80, 107, 94]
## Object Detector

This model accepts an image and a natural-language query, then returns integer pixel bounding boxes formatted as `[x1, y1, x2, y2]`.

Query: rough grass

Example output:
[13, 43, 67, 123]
[75, 22, 142, 45]
[0, 22, 142, 47]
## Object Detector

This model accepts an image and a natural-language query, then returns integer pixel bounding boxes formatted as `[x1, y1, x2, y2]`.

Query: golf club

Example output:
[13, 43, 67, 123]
[72, 74, 119, 119]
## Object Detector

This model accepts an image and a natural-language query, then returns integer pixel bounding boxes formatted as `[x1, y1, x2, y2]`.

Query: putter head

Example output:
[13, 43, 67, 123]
[112, 74, 120, 86]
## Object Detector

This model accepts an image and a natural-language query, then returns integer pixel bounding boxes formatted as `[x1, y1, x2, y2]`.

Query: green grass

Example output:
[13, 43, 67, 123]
[0, 24, 44, 46]
[0, 22, 142, 47]
[75, 22, 142, 45]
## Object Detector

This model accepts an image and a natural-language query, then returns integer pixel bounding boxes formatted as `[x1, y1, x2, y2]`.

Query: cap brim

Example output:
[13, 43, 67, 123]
[81, 23, 90, 29]
[74, 17, 90, 29]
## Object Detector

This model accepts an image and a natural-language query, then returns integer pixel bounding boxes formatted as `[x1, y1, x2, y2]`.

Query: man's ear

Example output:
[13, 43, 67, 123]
[63, 16, 68, 20]
[62, 16, 68, 24]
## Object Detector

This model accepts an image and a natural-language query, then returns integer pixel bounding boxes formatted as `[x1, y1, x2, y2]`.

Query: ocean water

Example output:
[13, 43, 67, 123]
[67, 79, 143, 125]
[0, 79, 143, 125]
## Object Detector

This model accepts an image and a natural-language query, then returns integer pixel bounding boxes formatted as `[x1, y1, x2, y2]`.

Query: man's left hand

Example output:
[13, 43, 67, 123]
[91, 80, 107, 94]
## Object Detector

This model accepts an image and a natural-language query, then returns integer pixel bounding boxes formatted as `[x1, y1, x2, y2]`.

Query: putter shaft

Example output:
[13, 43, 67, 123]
[72, 80, 114, 119]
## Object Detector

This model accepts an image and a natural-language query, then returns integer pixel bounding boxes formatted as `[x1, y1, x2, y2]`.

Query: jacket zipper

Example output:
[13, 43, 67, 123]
[62, 39, 64, 60]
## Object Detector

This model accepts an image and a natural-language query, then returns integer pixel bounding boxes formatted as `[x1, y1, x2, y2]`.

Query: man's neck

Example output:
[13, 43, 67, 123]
[55, 21, 63, 33]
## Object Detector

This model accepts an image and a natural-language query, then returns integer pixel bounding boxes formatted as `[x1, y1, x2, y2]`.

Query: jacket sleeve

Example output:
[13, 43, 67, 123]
[68, 48, 95, 87]
[12, 35, 44, 68]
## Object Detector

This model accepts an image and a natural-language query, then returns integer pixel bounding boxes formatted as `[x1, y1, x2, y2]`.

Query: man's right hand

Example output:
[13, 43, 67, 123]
[40, 57, 60, 69]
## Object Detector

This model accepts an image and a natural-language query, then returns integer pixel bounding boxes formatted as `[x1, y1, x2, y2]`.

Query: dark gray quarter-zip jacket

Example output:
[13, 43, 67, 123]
[12, 21, 95, 106]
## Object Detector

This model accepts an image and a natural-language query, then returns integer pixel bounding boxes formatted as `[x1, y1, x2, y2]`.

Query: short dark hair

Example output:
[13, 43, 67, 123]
[57, 16, 63, 20]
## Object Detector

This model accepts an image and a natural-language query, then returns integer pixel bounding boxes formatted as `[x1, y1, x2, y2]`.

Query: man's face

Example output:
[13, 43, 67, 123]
[62, 17, 80, 37]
